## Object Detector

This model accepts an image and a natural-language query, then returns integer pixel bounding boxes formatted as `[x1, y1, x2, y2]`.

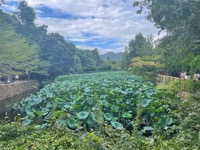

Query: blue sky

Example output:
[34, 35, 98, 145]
[1, 0, 165, 54]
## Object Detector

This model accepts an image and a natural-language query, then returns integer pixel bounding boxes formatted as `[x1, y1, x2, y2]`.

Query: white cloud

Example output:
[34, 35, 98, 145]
[3, 0, 165, 54]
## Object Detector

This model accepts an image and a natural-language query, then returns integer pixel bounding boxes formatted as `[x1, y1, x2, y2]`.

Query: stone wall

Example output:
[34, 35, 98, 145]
[0, 80, 41, 113]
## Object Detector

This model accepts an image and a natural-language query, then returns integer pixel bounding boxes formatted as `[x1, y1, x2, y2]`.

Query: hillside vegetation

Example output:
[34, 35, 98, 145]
[0, 1, 105, 79]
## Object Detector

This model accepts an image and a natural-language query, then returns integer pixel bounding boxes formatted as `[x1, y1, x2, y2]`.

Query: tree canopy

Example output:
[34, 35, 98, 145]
[131, 0, 200, 75]
[0, 1, 104, 79]
[0, 11, 45, 76]
[14, 0, 36, 25]
[122, 33, 154, 69]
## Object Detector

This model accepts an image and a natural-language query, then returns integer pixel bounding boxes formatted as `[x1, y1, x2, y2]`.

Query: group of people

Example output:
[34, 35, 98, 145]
[0, 71, 30, 84]
[180, 71, 200, 80]
[193, 73, 200, 80]
[1, 75, 19, 84]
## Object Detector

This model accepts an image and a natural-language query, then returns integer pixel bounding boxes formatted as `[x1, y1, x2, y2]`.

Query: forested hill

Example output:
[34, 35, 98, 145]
[0, 1, 103, 79]
[100, 52, 123, 61]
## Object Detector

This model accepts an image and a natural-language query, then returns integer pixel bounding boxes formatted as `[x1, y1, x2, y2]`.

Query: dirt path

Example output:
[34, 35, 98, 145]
[0, 80, 28, 86]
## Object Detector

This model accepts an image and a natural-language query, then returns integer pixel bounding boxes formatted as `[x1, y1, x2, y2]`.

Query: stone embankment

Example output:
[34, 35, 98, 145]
[0, 80, 41, 113]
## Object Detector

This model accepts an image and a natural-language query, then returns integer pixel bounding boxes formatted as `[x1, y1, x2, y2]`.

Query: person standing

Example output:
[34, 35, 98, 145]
[15, 75, 19, 81]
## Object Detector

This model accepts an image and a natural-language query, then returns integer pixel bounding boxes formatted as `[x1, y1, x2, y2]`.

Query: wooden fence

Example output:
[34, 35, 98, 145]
[157, 75, 199, 84]
[157, 74, 200, 92]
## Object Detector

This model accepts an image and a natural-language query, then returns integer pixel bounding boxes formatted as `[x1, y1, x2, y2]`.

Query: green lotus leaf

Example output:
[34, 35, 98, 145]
[84, 87, 91, 93]
[55, 119, 67, 127]
[29, 99, 37, 106]
[41, 108, 50, 116]
[122, 112, 132, 118]
[64, 104, 72, 109]
[22, 119, 32, 126]
[166, 117, 173, 125]
[126, 99, 132, 104]
[111, 121, 124, 130]
[101, 100, 109, 106]
[67, 118, 78, 129]
[35, 123, 47, 129]
[92, 112, 103, 124]
[34, 110, 41, 115]
[86, 115, 96, 128]
[103, 113, 113, 121]
[26, 110, 35, 117]
[83, 106, 92, 112]
[111, 105, 119, 112]
[111, 117, 118, 122]
[158, 117, 167, 127]
[143, 126, 154, 131]
[141, 99, 151, 107]
[77, 111, 89, 119]
[127, 120, 134, 127]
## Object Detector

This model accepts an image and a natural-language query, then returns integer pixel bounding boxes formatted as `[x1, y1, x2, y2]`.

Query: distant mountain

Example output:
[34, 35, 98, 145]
[100, 52, 124, 61]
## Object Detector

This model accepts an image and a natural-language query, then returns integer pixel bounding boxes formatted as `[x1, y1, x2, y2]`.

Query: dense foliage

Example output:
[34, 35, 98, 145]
[1, 72, 199, 149]
[15, 72, 175, 136]
[0, 121, 193, 150]
[0, 11, 46, 76]
[122, 0, 199, 76]
[0, 0, 199, 149]
[128, 55, 163, 79]
[122, 33, 154, 69]
[0, 1, 104, 79]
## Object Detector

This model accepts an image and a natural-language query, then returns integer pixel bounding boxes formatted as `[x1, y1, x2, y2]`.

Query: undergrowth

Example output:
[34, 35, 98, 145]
[0, 121, 194, 150]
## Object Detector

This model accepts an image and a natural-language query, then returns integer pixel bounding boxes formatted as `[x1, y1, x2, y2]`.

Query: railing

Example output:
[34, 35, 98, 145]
[158, 74, 199, 84]
[157, 74, 200, 92]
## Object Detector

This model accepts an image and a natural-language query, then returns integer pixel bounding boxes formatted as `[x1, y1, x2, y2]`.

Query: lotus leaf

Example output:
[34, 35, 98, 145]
[111, 121, 124, 130]
[143, 126, 154, 131]
[67, 118, 78, 129]
[122, 112, 132, 118]
[103, 113, 113, 121]
[166, 117, 173, 125]
[77, 111, 89, 119]
[141, 99, 151, 107]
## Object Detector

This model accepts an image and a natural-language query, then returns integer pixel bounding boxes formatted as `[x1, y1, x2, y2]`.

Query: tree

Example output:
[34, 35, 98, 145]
[122, 33, 153, 69]
[0, 20, 43, 77]
[14, 0, 35, 25]
[40, 33, 75, 76]
[128, 55, 163, 79]
[134, 0, 200, 35]
[76, 49, 100, 72]
[133, 0, 200, 48]
[133, 0, 200, 74]
[1, 1, 104, 77]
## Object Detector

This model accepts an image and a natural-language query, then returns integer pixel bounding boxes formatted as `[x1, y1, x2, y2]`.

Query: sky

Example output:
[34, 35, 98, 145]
[2, 0, 165, 54]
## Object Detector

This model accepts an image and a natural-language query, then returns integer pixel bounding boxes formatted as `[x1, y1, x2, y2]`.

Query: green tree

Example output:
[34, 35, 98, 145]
[128, 55, 163, 78]
[14, 0, 35, 25]
[76, 49, 101, 72]
[0, 20, 43, 77]
[133, 0, 200, 74]
[42, 33, 75, 76]
[9, 0, 103, 76]
[122, 33, 153, 69]
[133, 0, 200, 37]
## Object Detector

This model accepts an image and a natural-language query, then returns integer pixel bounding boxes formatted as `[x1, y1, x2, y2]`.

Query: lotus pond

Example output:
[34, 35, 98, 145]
[14, 71, 175, 136]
